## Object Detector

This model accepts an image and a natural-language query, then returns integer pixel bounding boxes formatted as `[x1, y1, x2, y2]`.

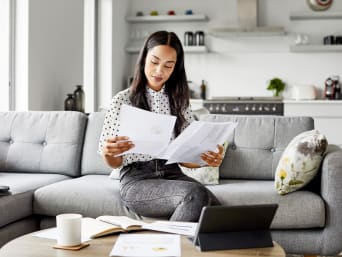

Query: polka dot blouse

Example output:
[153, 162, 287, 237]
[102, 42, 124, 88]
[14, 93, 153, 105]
[98, 85, 194, 170]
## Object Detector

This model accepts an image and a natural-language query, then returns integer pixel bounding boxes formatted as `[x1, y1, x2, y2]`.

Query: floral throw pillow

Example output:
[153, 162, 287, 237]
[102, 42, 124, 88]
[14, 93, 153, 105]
[275, 130, 328, 195]
[179, 142, 228, 185]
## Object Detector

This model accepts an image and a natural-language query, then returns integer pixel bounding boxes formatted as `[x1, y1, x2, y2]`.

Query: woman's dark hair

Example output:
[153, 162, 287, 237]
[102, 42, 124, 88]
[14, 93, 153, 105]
[130, 30, 189, 137]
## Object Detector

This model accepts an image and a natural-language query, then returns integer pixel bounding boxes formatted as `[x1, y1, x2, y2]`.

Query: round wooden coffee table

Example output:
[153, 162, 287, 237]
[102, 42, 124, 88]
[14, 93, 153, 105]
[0, 230, 286, 257]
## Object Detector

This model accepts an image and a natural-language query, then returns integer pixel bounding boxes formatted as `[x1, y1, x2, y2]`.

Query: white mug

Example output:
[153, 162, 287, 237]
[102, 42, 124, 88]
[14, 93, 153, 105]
[56, 213, 82, 246]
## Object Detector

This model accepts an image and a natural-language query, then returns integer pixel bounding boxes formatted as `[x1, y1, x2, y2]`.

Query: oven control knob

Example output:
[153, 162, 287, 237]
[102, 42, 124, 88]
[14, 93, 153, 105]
[245, 105, 249, 111]
[258, 106, 263, 111]
[215, 105, 220, 112]
[208, 104, 214, 112]
[264, 106, 270, 111]
[272, 106, 277, 112]
[232, 106, 240, 112]
[221, 105, 226, 112]
[252, 105, 256, 111]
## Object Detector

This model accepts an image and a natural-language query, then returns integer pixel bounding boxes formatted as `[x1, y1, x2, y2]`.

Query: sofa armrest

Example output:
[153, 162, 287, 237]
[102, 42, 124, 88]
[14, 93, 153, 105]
[320, 144, 342, 254]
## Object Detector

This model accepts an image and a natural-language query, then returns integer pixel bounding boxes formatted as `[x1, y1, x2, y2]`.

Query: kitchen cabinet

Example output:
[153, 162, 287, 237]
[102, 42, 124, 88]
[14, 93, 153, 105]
[125, 14, 209, 54]
[289, 11, 342, 53]
[284, 100, 342, 147]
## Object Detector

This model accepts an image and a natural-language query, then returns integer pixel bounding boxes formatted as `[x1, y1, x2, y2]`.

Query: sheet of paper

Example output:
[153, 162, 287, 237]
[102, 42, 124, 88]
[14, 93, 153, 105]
[159, 121, 238, 165]
[117, 104, 176, 156]
[142, 221, 197, 237]
[33, 227, 91, 242]
[110, 234, 181, 257]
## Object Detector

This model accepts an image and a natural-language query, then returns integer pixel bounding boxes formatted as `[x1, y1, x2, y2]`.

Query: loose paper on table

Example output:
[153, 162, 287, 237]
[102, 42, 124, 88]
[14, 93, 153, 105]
[110, 234, 181, 257]
[117, 104, 237, 165]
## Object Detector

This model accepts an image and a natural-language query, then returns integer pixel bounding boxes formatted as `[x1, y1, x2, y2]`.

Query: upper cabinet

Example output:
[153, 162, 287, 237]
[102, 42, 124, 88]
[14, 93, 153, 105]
[125, 14, 209, 54]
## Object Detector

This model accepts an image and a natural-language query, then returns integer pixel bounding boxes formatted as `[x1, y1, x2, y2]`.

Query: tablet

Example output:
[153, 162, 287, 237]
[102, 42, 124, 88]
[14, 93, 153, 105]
[193, 204, 278, 251]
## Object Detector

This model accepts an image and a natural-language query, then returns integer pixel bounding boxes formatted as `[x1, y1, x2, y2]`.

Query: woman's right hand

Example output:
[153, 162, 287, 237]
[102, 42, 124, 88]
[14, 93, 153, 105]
[103, 136, 135, 157]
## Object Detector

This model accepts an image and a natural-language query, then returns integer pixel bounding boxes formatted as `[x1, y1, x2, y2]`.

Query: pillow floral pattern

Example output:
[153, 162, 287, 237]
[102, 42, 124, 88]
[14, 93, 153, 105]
[275, 130, 327, 195]
[180, 142, 228, 185]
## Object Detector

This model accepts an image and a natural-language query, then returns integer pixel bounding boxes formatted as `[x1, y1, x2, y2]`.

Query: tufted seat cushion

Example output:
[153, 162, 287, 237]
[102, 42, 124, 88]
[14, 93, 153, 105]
[0, 111, 87, 177]
[202, 115, 314, 179]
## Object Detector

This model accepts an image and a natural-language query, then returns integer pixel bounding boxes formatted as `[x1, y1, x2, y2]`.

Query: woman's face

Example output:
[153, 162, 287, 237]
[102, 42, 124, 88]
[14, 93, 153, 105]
[144, 45, 177, 91]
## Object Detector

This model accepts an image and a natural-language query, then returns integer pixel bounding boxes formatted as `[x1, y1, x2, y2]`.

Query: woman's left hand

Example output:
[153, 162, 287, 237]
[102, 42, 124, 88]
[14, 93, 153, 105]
[201, 144, 224, 167]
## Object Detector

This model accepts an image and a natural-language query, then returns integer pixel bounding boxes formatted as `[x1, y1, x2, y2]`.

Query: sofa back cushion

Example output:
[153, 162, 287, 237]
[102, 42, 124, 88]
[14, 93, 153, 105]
[0, 111, 87, 177]
[81, 112, 112, 175]
[202, 115, 314, 180]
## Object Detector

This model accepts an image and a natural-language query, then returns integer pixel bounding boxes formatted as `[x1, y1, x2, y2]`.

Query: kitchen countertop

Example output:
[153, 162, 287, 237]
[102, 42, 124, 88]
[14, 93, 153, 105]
[283, 99, 342, 104]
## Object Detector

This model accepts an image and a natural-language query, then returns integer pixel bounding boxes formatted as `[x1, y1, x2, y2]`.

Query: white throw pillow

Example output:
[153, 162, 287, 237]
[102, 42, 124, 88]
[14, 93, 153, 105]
[179, 142, 228, 185]
[275, 130, 328, 195]
[109, 168, 121, 179]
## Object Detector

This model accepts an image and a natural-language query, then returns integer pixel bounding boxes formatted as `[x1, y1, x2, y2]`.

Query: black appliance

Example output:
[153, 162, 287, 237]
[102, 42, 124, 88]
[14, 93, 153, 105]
[203, 97, 284, 116]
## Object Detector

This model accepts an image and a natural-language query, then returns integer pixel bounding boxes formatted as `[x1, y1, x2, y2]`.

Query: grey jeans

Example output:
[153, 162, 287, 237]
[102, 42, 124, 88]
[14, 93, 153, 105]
[119, 159, 220, 222]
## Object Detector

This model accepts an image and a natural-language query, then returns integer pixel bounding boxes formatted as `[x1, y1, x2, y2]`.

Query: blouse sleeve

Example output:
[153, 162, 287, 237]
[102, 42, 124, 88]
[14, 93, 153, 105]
[98, 92, 128, 155]
[180, 103, 195, 133]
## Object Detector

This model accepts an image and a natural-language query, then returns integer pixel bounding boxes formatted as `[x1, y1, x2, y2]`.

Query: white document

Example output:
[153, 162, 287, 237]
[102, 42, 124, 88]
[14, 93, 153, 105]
[33, 227, 91, 242]
[159, 120, 237, 165]
[142, 221, 197, 237]
[117, 104, 176, 156]
[110, 234, 181, 257]
[117, 104, 237, 164]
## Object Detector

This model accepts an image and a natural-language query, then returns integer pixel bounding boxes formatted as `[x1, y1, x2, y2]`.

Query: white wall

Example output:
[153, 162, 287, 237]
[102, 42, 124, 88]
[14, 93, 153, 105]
[123, 0, 342, 99]
[0, 0, 10, 111]
[28, 0, 83, 111]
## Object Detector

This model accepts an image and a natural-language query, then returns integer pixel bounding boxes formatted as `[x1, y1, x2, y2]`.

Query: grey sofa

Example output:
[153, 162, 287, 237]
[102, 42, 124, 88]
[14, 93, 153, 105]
[0, 111, 342, 256]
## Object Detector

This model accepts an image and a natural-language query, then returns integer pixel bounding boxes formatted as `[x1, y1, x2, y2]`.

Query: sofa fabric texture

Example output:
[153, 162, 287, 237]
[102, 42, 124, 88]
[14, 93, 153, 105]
[0, 173, 69, 227]
[34, 175, 139, 219]
[81, 112, 112, 176]
[203, 115, 314, 179]
[0, 111, 87, 177]
[1, 111, 342, 256]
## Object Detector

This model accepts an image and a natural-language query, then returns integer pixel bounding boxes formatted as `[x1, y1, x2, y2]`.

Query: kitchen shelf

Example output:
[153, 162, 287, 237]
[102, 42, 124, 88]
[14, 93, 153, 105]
[126, 14, 208, 23]
[289, 44, 342, 52]
[126, 45, 208, 54]
[290, 11, 342, 20]
[208, 26, 286, 37]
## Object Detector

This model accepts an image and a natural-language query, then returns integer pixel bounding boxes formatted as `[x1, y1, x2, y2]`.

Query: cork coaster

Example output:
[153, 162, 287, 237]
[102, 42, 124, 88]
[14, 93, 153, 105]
[53, 242, 90, 251]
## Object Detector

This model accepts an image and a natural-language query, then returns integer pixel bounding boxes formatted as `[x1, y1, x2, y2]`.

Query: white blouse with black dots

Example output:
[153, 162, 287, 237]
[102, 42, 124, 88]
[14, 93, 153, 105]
[98, 85, 194, 169]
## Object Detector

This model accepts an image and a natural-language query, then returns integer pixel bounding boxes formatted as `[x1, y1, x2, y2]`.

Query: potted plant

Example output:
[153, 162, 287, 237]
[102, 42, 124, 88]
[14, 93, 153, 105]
[267, 77, 286, 97]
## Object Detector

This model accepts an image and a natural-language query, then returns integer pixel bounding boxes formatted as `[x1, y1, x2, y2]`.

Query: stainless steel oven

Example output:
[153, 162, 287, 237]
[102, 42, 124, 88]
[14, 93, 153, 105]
[203, 97, 284, 116]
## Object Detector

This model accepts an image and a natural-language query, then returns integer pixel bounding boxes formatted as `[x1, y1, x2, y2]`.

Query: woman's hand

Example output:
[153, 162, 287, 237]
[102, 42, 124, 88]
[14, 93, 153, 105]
[102, 136, 134, 169]
[201, 144, 224, 167]
[103, 136, 135, 157]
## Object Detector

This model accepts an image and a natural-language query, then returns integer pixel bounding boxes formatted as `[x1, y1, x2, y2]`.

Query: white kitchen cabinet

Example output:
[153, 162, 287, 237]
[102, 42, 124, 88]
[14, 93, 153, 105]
[284, 100, 342, 147]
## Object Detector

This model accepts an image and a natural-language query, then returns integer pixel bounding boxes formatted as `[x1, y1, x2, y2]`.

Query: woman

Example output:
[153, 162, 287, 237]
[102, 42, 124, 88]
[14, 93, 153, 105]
[99, 31, 223, 221]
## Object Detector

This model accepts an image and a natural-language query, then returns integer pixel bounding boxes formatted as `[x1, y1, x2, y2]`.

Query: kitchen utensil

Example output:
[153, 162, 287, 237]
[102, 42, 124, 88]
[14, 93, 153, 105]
[307, 0, 333, 11]
[184, 31, 194, 46]
[194, 31, 205, 46]
[292, 85, 316, 100]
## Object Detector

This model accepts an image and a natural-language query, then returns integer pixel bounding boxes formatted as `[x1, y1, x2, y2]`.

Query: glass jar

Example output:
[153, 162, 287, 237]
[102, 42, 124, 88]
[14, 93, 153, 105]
[64, 94, 75, 111]
[73, 85, 85, 112]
